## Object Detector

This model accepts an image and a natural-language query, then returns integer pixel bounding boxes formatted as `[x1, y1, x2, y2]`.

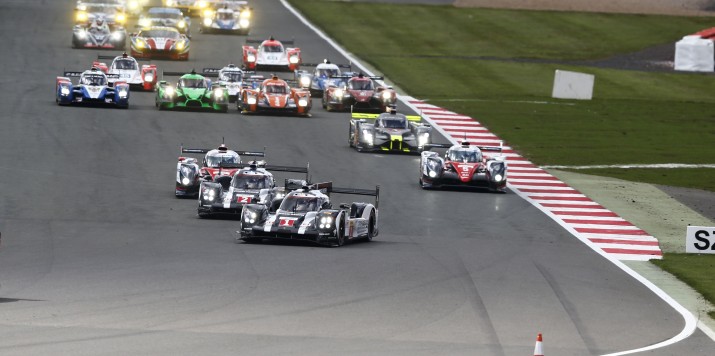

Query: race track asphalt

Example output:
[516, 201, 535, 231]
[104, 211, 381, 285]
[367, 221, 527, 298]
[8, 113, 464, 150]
[0, 0, 712, 354]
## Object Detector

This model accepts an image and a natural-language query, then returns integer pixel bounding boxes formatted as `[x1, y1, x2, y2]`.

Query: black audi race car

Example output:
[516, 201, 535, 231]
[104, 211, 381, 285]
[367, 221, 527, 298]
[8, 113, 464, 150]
[349, 109, 433, 153]
[237, 182, 379, 247]
[198, 162, 309, 218]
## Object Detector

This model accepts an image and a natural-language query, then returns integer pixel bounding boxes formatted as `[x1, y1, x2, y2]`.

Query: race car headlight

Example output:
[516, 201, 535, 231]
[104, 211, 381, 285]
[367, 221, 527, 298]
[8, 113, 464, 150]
[165, 86, 175, 97]
[116, 13, 127, 24]
[247, 96, 257, 105]
[197, 0, 208, 8]
[362, 130, 373, 145]
[243, 211, 257, 224]
[143, 73, 154, 82]
[76, 11, 88, 22]
[166, 0, 174, 6]
[299, 76, 311, 87]
[203, 17, 212, 27]
[138, 18, 151, 27]
[175, 40, 186, 51]
[77, 29, 87, 39]
[135, 38, 146, 49]
[60, 87, 70, 96]
[214, 88, 224, 98]
[494, 174, 503, 182]
[77, 5, 87, 11]
[128, 0, 139, 10]
[118, 88, 128, 98]
[181, 177, 190, 185]
[239, 19, 250, 28]
[381, 90, 392, 100]
[246, 54, 256, 63]
[275, 192, 285, 199]
[202, 188, 216, 201]
[333, 88, 343, 98]
[177, 20, 186, 29]
[240, 10, 251, 18]
[111, 31, 123, 41]
[298, 98, 308, 107]
[428, 170, 437, 178]
[289, 55, 299, 64]
[318, 216, 333, 229]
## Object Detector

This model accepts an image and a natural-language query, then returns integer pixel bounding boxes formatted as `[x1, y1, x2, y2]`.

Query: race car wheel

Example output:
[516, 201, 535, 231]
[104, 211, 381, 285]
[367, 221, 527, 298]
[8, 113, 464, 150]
[348, 129, 354, 147]
[334, 221, 345, 247]
[366, 212, 375, 241]
[419, 178, 430, 190]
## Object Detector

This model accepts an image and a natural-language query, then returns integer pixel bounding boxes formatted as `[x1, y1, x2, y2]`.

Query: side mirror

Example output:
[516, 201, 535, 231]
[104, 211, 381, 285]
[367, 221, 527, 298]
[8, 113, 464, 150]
[339, 203, 350, 209]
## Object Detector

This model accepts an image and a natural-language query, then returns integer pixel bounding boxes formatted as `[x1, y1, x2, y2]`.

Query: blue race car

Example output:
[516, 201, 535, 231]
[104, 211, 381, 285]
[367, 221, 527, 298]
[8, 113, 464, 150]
[55, 67, 130, 108]
[294, 60, 351, 96]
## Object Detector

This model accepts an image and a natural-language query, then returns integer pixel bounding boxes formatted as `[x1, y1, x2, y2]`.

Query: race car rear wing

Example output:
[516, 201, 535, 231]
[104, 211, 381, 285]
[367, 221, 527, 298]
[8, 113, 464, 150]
[97, 54, 151, 61]
[300, 61, 351, 69]
[181, 146, 266, 157]
[245, 38, 294, 45]
[203, 68, 256, 76]
[424, 142, 503, 152]
[163, 71, 218, 78]
[330, 74, 383, 81]
[233, 162, 310, 180]
[331, 185, 380, 209]
[351, 112, 422, 122]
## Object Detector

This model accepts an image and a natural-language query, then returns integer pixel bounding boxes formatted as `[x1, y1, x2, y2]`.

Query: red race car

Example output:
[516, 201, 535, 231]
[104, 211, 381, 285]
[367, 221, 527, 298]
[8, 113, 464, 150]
[242, 37, 301, 72]
[322, 73, 396, 112]
[130, 26, 190, 61]
[238, 75, 311, 116]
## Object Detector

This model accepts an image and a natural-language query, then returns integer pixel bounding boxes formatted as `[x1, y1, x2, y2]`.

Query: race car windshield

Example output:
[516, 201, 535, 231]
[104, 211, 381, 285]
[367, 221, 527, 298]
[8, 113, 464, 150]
[148, 12, 181, 19]
[113, 59, 136, 70]
[317, 68, 339, 77]
[81, 74, 106, 86]
[265, 84, 287, 94]
[348, 80, 373, 90]
[180, 78, 207, 88]
[232, 175, 270, 189]
[205, 154, 239, 167]
[140, 29, 180, 39]
[217, 12, 234, 20]
[262, 45, 283, 53]
[279, 196, 319, 213]
[448, 150, 482, 163]
[378, 119, 407, 129]
[221, 72, 243, 82]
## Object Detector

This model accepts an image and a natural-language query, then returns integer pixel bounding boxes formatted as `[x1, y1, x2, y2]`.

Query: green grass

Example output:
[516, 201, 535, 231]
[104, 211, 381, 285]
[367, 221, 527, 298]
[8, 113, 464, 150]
[652, 253, 715, 319]
[289, 0, 715, 191]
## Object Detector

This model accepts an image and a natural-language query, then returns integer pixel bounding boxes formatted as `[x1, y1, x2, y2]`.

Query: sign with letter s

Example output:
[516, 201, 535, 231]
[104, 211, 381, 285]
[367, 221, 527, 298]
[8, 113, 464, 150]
[685, 226, 715, 254]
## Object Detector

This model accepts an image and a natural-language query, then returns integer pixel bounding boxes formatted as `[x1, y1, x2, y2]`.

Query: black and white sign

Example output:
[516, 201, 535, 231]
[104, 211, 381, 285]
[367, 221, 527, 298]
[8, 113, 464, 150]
[685, 226, 715, 254]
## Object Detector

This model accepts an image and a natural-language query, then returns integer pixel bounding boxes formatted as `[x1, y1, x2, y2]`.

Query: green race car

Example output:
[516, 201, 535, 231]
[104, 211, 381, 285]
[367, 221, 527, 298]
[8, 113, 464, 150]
[156, 70, 229, 112]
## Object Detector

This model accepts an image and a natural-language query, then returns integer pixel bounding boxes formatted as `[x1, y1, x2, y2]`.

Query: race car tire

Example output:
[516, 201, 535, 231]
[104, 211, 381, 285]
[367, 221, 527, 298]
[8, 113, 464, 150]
[419, 178, 430, 190]
[366, 211, 375, 241]
[348, 128, 354, 147]
[333, 221, 345, 247]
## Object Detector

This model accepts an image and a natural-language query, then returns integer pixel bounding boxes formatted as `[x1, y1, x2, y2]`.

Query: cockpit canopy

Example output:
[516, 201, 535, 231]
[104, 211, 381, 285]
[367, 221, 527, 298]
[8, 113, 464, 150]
[348, 79, 373, 90]
[179, 77, 207, 88]
[261, 44, 283, 53]
[316, 67, 339, 78]
[204, 151, 239, 167]
[376, 115, 408, 129]
[220, 71, 242, 82]
[112, 58, 137, 70]
[264, 83, 287, 94]
[279, 195, 320, 213]
[81, 73, 107, 86]
[231, 174, 271, 189]
[447, 148, 482, 163]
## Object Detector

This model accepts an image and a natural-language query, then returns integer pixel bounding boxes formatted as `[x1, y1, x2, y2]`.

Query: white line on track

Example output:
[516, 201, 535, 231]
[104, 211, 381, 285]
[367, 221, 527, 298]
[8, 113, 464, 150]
[280, 0, 703, 351]
[544, 164, 715, 169]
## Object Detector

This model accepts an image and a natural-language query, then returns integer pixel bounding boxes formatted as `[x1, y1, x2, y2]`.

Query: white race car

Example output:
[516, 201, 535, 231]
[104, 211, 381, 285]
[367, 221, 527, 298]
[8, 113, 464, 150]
[94, 53, 158, 91]
[242, 37, 301, 72]
[202, 64, 245, 102]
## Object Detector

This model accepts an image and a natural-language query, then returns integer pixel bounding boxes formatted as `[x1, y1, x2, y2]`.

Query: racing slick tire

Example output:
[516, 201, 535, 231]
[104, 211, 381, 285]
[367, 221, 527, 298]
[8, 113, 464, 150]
[366, 211, 376, 241]
[333, 221, 345, 247]
[419, 177, 430, 190]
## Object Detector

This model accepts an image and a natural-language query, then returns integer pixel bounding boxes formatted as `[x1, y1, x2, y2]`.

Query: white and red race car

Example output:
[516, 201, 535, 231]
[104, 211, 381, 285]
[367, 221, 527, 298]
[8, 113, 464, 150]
[242, 37, 301, 72]
[419, 141, 507, 192]
[93, 53, 158, 91]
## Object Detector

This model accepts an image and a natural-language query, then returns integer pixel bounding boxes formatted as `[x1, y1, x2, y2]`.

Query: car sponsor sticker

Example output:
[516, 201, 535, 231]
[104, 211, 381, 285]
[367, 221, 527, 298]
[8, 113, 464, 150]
[236, 195, 252, 203]
[279, 218, 297, 227]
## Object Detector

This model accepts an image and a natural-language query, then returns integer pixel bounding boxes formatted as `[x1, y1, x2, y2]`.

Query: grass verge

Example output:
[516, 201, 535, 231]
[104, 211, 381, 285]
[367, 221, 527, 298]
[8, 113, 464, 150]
[652, 253, 715, 319]
[289, 0, 715, 192]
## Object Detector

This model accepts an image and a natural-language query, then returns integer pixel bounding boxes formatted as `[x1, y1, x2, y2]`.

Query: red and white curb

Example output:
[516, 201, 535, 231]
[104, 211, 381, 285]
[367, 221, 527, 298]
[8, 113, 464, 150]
[402, 97, 662, 261]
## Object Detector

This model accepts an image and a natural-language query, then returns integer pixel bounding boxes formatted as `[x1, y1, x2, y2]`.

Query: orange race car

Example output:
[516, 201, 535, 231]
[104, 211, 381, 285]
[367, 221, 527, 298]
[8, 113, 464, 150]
[238, 75, 311, 116]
